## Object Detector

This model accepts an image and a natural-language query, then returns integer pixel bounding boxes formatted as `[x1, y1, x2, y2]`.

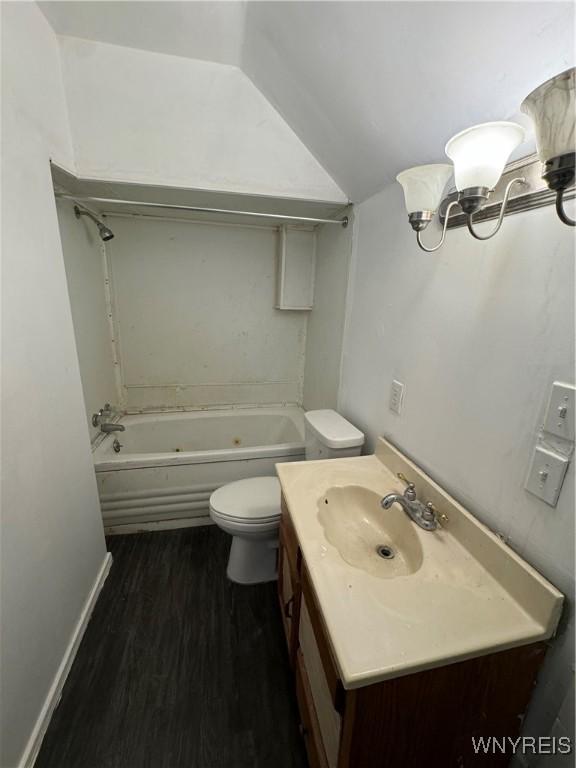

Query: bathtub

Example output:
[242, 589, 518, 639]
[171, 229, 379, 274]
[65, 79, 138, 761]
[94, 406, 305, 532]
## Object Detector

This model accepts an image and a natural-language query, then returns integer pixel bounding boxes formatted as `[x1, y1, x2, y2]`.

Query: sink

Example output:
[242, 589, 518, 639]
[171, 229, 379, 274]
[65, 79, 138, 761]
[278, 440, 564, 688]
[318, 485, 424, 578]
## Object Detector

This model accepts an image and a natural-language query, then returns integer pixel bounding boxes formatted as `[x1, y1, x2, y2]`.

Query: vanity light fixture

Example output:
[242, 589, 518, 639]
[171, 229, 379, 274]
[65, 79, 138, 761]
[398, 67, 575, 251]
[398, 123, 525, 251]
[521, 67, 576, 227]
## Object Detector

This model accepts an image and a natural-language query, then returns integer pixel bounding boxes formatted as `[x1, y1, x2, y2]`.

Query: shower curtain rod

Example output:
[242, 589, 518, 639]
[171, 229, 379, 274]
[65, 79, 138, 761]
[55, 194, 349, 227]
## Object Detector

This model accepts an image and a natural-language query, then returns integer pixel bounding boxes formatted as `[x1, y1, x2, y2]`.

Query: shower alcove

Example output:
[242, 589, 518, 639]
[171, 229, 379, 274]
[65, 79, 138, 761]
[52, 164, 353, 532]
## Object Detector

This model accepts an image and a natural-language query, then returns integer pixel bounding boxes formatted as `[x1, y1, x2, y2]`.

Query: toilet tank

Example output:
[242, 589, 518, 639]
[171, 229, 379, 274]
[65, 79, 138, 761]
[304, 410, 365, 460]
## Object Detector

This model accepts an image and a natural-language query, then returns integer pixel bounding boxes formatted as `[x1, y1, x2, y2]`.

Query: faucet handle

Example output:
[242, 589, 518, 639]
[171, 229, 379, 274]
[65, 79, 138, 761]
[397, 473, 417, 501]
[92, 403, 114, 427]
[424, 502, 449, 526]
[92, 409, 103, 427]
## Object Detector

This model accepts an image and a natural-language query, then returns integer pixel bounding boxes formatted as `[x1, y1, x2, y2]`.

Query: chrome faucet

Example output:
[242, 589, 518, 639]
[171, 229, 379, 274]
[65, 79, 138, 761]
[100, 422, 125, 434]
[92, 403, 113, 427]
[381, 473, 445, 531]
[92, 403, 125, 434]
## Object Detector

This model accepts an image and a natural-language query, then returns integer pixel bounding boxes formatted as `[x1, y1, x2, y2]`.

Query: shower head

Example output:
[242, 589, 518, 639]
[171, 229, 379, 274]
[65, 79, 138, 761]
[97, 222, 115, 242]
[74, 204, 115, 242]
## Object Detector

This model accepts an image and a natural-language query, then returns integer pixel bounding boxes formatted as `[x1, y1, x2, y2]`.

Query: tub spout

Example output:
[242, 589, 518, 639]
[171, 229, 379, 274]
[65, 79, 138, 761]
[101, 423, 125, 434]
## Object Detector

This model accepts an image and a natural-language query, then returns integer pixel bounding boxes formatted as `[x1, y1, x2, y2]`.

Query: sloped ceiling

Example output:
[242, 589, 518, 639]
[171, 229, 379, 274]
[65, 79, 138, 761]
[242, 1, 574, 201]
[39, 1, 574, 202]
[38, 1, 246, 65]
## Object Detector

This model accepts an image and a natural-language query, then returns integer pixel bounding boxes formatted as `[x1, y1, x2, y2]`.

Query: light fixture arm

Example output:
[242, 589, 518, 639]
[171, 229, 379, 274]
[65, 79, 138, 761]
[466, 177, 526, 240]
[416, 201, 460, 252]
[555, 188, 575, 227]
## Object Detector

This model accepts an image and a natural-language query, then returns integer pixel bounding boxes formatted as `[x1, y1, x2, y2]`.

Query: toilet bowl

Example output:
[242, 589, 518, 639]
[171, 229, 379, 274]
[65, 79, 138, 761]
[209, 476, 282, 584]
[210, 410, 364, 584]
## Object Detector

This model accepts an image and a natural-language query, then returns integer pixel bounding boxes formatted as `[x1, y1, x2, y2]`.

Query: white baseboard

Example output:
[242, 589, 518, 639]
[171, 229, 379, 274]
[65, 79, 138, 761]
[18, 552, 113, 768]
[104, 515, 213, 535]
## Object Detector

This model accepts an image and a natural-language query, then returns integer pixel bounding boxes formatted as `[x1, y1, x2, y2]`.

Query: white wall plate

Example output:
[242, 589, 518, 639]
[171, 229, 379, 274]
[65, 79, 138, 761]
[525, 446, 570, 507]
[543, 382, 575, 443]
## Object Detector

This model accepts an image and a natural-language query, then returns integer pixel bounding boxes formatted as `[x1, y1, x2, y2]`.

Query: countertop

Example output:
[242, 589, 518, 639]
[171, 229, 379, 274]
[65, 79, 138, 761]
[276, 438, 564, 689]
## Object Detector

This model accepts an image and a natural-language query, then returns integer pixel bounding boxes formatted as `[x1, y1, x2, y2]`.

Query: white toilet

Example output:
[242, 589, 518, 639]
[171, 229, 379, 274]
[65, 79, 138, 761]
[209, 409, 365, 584]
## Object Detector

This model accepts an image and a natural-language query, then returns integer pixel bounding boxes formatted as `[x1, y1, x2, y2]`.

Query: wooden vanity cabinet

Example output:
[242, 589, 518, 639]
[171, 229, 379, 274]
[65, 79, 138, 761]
[278, 496, 548, 768]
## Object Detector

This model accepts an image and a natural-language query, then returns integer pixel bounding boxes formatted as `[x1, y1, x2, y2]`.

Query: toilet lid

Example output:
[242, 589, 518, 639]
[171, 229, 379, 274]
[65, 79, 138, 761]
[210, 477, 281, 522]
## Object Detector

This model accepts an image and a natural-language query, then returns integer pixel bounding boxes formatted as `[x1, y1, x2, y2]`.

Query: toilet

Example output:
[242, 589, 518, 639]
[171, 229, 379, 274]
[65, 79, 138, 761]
[209, 409, 365, 584]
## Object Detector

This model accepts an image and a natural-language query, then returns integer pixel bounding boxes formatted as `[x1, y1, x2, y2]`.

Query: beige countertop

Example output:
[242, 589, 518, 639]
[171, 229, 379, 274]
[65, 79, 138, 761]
[276, 438, 564, 690]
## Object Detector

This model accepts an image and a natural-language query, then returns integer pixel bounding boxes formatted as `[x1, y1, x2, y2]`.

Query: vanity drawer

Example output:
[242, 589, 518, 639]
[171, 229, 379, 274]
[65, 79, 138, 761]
[299, 594, 342, 768]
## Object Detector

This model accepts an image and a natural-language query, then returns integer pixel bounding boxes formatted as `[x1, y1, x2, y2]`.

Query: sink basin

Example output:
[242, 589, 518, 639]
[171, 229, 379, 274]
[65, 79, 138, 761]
[318, 485, 424, 578]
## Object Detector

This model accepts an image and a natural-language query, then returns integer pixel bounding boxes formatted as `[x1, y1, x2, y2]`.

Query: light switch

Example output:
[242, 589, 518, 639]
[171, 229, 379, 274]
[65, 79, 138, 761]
[543, 382, 575, 443]
[525, 446, 569, 507]
[389, 380, 405, 415]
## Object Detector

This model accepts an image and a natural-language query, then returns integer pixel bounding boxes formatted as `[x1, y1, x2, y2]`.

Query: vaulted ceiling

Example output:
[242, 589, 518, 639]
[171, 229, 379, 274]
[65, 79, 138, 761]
[38, 1, 246, 65]
[39, 1, 575, 202]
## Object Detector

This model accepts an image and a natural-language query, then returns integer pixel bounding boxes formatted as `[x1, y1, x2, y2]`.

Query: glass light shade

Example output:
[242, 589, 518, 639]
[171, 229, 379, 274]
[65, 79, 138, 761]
[445, 121, 525, 191]
[521, 68, 575, 162]
[396, 164, 453, 214]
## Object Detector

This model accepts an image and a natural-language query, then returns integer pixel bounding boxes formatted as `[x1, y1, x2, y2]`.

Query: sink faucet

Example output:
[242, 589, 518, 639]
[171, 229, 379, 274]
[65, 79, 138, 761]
[381, 474, 443, 531]
[100, 422, 125, 434]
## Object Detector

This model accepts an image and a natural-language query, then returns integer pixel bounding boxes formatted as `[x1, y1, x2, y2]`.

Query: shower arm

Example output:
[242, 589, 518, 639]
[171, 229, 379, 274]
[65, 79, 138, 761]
[73, 201, 105, 227]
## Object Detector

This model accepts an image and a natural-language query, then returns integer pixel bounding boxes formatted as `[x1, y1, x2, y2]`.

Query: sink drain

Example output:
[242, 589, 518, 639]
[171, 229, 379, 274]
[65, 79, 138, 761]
[376, 544, 395, 560]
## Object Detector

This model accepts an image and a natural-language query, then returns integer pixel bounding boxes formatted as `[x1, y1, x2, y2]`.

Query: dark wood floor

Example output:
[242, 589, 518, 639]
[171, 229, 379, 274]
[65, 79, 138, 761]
[36, 526, 307, 768]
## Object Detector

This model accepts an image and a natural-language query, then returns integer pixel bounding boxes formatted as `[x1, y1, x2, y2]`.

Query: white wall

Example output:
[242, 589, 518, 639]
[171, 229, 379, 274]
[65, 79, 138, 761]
[303, 209, 354, 410]
[106, 216, 309, 409]
[339, 185, 574, 756]
[1, 5, 108, 766]
[56, 199, 118, 439]
[57, 36, 346, 203]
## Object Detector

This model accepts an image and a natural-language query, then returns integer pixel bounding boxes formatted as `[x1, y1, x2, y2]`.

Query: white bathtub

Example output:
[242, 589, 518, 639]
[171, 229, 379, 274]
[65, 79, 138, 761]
[94, 406, 305, 532]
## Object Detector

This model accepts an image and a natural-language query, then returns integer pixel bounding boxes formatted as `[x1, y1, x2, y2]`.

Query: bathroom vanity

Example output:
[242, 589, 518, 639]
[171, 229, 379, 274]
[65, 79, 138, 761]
[276, 439, 564, 768]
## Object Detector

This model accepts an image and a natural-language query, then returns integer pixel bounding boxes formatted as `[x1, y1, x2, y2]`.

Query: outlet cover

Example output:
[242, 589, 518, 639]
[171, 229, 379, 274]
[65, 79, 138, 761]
[389, 380, 405, 415]
[525, 446, 569, 507]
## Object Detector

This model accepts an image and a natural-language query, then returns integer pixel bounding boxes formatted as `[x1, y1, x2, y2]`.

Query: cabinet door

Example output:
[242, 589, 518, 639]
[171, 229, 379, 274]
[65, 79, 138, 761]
[277, 532, 300, 664]
[278, 545, 295, 646]
[299, 595, 342, 768]
[296, 649, 329, 768]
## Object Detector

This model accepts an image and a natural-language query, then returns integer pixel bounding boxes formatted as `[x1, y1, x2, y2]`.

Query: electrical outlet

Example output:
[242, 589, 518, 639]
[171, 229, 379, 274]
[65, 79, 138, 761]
[525, 446, 569, 506]
[389, 380, 405, 415]
[543, 382, 575, 443]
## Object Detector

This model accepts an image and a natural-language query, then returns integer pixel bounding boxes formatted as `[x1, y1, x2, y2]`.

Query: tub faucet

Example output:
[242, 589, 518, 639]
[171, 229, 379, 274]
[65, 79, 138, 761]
[381, 474, 443, 531]
[92, 403, 113, 427]
[100, 423, 125, 434]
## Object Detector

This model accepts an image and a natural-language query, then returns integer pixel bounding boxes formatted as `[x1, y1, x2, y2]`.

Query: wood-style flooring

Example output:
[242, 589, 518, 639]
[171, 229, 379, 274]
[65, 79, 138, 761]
[36, 526, 307, 768]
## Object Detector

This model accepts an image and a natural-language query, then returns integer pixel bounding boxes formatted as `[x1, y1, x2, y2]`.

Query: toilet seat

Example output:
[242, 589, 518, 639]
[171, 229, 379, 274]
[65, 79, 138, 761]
[209, 476, 281, 524]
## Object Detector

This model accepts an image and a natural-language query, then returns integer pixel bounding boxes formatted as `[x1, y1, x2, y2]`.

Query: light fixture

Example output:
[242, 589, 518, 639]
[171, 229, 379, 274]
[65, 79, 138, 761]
[398, 69, 574, 251]
[521, 67, 575, 227]
[445, 121, 526, 240]
[397, 124, 525, 251]
[396, 164, 457, 250]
